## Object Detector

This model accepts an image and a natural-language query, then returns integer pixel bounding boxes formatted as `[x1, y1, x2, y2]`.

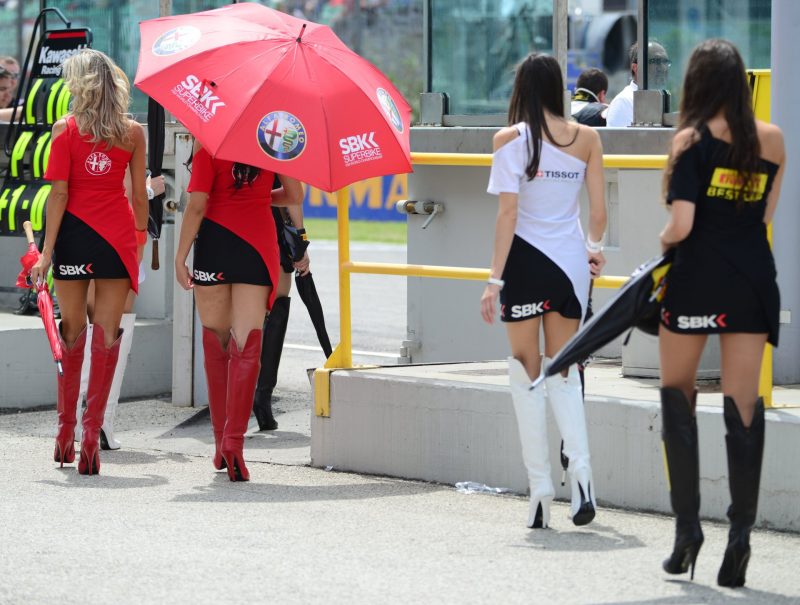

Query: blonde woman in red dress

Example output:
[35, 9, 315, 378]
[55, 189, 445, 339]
[30, 49, 148, 475]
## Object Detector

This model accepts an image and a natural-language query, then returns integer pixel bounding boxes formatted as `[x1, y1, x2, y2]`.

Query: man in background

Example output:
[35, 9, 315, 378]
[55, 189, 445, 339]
[606, 42, 670, 127]
[571, 68, 608, 126]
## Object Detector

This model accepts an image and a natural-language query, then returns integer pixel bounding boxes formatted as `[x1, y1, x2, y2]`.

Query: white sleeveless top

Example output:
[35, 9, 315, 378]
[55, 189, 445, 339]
[487, 122, 590, 317]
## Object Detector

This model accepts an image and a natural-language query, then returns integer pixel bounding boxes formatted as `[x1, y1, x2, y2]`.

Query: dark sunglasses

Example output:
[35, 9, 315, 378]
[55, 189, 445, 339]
[648, 58, 672, 67]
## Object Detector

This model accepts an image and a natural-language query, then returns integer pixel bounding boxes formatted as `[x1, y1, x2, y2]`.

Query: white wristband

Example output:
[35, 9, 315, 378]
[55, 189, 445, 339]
[487, 277, 505, 289]
[146, 185, 155, 201]
[586, 236, 604, 253]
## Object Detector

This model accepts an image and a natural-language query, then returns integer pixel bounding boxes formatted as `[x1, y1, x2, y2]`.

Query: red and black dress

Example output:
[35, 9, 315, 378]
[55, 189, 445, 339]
[187, 147, 279, 308]
[44, 115, 139, 292]
[660, 126, 780, 345]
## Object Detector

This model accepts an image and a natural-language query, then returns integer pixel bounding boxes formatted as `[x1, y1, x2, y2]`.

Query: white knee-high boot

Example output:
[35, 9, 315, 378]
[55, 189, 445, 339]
[100, 313, 135, 450]
[508, 357, 554, 528]
[544, 359, 596, 526]
[74, 323, 94, 442]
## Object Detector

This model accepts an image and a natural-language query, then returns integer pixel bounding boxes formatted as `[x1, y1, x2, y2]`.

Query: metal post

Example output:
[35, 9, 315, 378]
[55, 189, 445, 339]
[171, 133, 194, 406]
[553, 0, 569, 116]
[553, 0, 568, 79]
[771, 0, 800, 383]
[337, 188, 353, 368]
[636, 0, 647, 90]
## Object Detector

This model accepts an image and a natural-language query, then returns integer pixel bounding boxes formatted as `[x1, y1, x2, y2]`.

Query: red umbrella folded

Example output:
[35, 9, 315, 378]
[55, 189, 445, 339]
[37, 283, 63, 376]
[135, 2, 412, 192]
[18, 221, 63, 375]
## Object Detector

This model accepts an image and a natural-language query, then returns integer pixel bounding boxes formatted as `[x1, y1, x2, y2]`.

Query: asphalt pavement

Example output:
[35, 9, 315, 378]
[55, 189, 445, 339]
[1, 242, 799, 604]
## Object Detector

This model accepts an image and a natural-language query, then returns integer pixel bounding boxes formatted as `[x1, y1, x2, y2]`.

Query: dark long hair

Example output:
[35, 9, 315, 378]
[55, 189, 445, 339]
[508, 53, 575, 181]
[184, 146, 261, 190]
[664, 39, 760, 200]
[232, 163, 260, 189]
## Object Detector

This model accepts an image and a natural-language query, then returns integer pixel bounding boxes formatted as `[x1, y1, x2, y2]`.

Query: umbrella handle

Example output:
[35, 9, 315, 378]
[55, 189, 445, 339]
[23, 221, 35, 245]
[151, 239, 160, 271]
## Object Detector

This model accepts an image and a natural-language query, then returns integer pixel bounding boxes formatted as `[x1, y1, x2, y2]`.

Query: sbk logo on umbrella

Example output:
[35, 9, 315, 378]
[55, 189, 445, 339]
[152, 26, 201, 56]
[171, 75, 225, 123]
[339, 132, 382, 168]
[256, 111, 307, 161]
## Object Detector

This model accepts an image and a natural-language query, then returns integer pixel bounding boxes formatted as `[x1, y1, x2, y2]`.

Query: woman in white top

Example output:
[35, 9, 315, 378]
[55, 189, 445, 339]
[481, 53, 607, 529]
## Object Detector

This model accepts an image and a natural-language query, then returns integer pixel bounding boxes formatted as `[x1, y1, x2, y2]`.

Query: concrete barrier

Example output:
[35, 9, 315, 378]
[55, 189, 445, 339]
[311, 361, 800, 532]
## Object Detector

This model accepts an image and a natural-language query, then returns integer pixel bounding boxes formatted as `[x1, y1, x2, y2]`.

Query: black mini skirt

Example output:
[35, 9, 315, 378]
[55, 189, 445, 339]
[660, 254, 777, 345]
[500, 235, 582, 322]
[52, 211, 128, 280]
[192, 218, 272, 287]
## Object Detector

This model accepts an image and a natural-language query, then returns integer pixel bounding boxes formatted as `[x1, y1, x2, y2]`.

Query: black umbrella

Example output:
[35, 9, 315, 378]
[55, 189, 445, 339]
[295, 271, 333, 358]
[532, 249, 675, 390]
[146, 97, 166, 270]
[276, 213, 334, 359]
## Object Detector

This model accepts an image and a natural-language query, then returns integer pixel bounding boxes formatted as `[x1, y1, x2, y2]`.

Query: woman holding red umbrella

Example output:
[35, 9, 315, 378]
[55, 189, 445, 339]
[480, 53, 607, 529]
[657, 39, 785, 587]
[175, 145, 303, 482]
[29, 49, 149, 475]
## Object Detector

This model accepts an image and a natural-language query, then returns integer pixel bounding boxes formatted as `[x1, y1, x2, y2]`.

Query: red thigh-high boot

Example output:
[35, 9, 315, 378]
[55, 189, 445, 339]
[202, 327, 229, 470]
[78, 324, 122, 476]
[54, 324, 88, 466]
[221, 329, 262, 481]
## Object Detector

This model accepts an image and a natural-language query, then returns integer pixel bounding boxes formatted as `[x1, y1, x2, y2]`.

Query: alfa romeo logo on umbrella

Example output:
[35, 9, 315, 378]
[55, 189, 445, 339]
[377, 88, 403, 133]
[152, 26, 201, 56]
[256, 111, 307, 161]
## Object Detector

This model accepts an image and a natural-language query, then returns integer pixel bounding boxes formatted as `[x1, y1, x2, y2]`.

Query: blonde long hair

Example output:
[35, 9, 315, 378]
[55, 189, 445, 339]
[62, 49, 130, 148]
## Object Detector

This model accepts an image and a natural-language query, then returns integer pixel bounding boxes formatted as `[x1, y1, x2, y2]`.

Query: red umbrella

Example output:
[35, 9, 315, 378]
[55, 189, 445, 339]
[16, 224, 40, 289]
[37, 282, 63, 376]
[18, 221, 63, 375]
[134, 2, 412, 192]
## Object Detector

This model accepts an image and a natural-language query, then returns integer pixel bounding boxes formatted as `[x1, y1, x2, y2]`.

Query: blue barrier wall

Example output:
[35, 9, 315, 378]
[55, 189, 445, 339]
[303, 174, 408, 222]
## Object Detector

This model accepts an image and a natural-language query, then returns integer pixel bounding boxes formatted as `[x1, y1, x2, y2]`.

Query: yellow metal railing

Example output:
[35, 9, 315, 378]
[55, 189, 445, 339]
[316, 148, 776, 414]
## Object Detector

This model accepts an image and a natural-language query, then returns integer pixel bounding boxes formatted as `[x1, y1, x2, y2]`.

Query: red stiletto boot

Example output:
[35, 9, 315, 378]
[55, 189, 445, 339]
[54, 324, 87, 467]
[221, 329, 262, 481]
[78, 324, 122, 476]
[202, 327, 229, 470]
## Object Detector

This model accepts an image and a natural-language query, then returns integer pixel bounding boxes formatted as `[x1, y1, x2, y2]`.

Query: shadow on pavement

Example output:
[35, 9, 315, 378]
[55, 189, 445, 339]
[99, 449, 194, 466]
[38, 470, 169, 490]
[171, 473, 444, 504]
[522, 521, 645, 552]
[588, 578, 800, 604]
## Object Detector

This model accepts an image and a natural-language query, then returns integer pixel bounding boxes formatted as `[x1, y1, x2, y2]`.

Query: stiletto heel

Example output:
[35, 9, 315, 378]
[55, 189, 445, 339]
[663, 521, 704, 577]
[54, 439, 75, 467]
[718, 539, 750, 587]
[222, 451, 249, 482]
[571, 479, 596, 526]
[529, 495, 553, 529]
[78, 443, 100, 475]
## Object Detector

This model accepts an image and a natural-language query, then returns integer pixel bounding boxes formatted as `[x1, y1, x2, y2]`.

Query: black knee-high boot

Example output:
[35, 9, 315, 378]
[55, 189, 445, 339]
[718, 397, 765, 588]
[661, 387, 704, 579]
[252, 296, 290, 431]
